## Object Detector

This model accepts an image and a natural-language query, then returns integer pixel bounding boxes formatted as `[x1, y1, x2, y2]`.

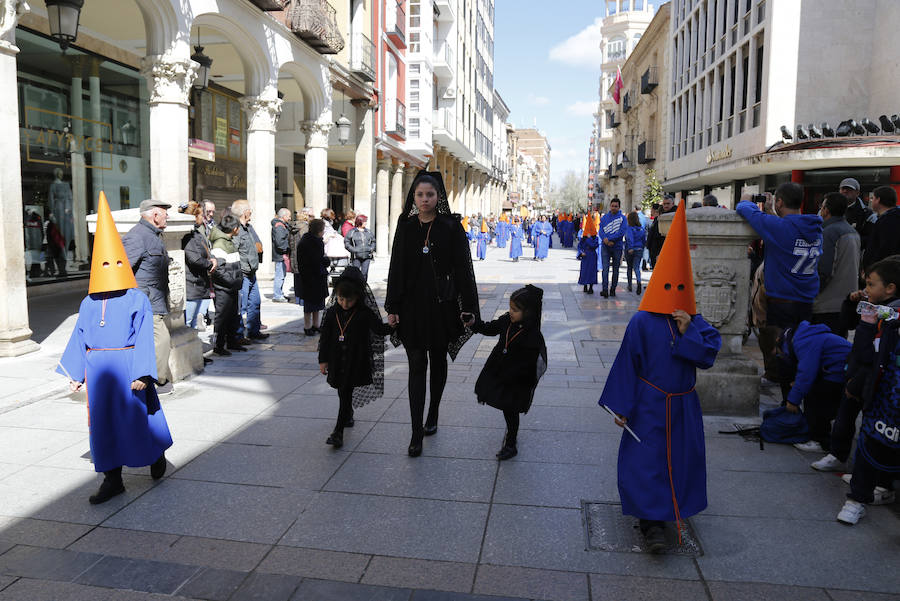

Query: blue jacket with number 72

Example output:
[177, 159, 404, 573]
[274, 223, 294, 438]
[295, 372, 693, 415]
[736, 200, 823, 303]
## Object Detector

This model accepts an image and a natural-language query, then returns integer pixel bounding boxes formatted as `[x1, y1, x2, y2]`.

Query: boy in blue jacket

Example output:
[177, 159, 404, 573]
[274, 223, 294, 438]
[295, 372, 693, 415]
[775, 321, 851, 453]
[599, 199, 627, 297]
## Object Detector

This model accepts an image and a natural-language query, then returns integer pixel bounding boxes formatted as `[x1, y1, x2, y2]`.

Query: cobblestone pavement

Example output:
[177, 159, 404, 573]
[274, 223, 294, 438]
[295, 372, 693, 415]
[0, 238, 898, 601]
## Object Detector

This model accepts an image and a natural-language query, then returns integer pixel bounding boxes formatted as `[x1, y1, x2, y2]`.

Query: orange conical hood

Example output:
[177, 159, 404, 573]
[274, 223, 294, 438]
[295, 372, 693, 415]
[638, 201, 696, 315]
[89, 191, 138, 294]
[461, 216, 469, 231]
[480, 218, 488, 233]
[582, 213, 599, 237]
[593, 212, 601, 231]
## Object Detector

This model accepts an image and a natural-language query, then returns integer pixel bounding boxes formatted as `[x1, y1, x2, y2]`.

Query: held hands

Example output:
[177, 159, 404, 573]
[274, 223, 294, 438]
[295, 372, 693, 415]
[460, 312, 476, 328]
[319, 363, 328, 375]
[387, 314, 400, 328]
[671, 310, 691, 335]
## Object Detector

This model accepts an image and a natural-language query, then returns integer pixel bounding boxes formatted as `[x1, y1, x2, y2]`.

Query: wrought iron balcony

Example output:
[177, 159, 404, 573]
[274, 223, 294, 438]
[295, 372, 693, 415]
[350, 32, 376, 81]
[637, 139, 656, 164]
[641, 66, 658, 94]
[386, 1, 406, 48]
[606, 110, 620, 129]
[622, 91, 632, 114]
[608, 163, 617, 178]
[385, 98, 406, 138]
[249, 0, 289, 9]
[289, 0, 345, 55]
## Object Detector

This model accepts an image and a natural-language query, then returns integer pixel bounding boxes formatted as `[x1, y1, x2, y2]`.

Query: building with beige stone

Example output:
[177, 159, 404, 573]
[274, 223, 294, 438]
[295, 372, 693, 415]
[511, 128, 551, 210]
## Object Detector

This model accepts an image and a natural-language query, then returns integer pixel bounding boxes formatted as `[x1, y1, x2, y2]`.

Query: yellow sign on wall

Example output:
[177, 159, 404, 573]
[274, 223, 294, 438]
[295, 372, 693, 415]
[23, 106, 113, 170]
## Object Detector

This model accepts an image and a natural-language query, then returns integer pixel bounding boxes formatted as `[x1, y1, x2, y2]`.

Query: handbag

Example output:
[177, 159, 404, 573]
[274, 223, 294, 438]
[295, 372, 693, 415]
[759, 406, 809, 444]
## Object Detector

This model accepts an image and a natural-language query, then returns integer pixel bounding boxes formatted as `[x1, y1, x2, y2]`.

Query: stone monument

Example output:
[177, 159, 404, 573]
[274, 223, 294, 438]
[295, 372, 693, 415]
[87, 208, 204, 381]
[659, 207, 759, 415]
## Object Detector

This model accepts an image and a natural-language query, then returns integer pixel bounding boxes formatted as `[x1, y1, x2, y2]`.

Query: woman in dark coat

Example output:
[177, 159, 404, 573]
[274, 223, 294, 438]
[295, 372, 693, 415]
[181, 204, 214, 329]
[298, 218, 330, 336]
[385, 171, 480, 457]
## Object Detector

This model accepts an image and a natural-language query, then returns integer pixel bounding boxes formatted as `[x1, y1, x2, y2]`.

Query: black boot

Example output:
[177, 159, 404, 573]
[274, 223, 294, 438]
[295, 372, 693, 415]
[326, 430, 344, 448]
[496, 435, 518, 461]
[344, 411, 355, 428]
[588, 285, 594, 295]
[639, 519, 666, 553]
[150, 453, 167, 480]
[583, 285, 588, 293]
[89, 468, 125, 504]
[600, 288, 609, 298]
[408, 429, 424, 457]
[636, 284, 642, 295]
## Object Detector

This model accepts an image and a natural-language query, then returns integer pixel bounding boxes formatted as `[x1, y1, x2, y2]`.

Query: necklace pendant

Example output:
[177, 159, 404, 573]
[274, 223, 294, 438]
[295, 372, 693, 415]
[338, 335, 345, 342]
[99, 320, 105, 327]
[422, 245, 430, 254]
[502, 348, 508, 355]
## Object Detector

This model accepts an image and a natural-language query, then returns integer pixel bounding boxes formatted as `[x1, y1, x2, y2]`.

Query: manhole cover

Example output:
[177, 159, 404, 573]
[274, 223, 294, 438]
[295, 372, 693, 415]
[582, 501, 703, 556]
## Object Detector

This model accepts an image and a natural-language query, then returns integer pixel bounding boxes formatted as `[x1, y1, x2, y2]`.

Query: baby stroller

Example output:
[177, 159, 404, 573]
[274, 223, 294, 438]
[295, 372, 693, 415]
[324, 229, 350, 286]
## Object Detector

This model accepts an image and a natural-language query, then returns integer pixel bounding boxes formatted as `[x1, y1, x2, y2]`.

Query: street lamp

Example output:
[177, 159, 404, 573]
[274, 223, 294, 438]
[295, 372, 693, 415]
[191, 29, 213, 90]
[335, 114, 351, 145]
[45, 0, 85, 51]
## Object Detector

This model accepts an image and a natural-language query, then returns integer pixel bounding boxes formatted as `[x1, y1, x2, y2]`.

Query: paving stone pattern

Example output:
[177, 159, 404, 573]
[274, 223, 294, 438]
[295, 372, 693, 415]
[0, 239, 898, 600]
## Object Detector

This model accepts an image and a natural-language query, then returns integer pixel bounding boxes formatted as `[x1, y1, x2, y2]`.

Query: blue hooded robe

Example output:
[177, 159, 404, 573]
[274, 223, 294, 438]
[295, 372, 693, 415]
[476, 230, 489, 260]
[599, 311, 721, 521]
[509, 224, 524, 259]
[496, 221, 508, 248]
[57, 288, 173, 473]
[533, 221, 552, 259]
[577, 236, 599, 285]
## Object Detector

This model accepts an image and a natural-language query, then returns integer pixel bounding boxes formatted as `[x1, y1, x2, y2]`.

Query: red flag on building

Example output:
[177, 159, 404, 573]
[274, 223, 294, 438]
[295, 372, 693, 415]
[612, 66, 624, 104]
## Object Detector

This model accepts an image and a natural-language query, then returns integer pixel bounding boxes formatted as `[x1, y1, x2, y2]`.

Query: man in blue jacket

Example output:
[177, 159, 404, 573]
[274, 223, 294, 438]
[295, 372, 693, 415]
[736, 183, 823, 330]
[599, 198, 627, 297]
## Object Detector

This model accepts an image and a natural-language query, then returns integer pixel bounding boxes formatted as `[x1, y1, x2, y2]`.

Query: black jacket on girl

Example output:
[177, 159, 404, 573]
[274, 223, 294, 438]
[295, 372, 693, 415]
[318, 304, 393, 390]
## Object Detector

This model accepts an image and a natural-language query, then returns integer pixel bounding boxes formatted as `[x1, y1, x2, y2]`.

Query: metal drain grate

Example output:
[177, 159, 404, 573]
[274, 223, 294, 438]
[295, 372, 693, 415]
[732, 423, 762, 443]
[582, 501, 703, 556]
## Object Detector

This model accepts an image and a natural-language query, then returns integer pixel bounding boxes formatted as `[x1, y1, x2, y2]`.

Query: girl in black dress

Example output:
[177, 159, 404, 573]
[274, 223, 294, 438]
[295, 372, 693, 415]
[464, 285, 547, 460]
[318, 267, 393, 448]
[386, 171, 480, 457]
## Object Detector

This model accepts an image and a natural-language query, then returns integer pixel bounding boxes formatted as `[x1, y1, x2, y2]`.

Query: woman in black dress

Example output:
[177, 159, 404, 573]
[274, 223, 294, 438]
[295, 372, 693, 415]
[298, 219, 329, 336]
[386, 171, 480, 456]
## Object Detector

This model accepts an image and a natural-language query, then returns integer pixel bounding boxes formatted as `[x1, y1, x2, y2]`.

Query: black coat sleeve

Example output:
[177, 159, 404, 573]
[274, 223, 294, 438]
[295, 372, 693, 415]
[449, 219, 479, 317]
[366, 309, 395, 336]
[385, 220, 407, 315]
[317, 307, 336, 364]
[473, 315, 507, 337]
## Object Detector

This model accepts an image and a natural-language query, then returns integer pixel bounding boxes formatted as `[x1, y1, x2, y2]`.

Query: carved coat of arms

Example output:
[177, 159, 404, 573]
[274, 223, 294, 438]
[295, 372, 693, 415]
[694, 264, 736, 327]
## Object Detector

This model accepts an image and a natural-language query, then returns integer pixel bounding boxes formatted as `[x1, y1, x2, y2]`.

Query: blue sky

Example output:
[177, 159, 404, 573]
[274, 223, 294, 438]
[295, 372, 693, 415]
[494, 1, 607, 186]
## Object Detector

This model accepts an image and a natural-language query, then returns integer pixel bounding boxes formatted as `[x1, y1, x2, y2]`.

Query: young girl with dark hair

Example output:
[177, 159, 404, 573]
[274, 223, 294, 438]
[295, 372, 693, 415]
[463, 285, 547, 460]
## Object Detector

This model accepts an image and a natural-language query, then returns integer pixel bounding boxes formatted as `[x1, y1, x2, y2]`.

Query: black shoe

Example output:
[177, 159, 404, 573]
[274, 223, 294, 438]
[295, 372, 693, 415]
[89, 475, 125, 505]
[636, 285, 642, 295]
[150, 454, 167, 480]
[226, 343, 248, 352]
[600, 289, 609, 298]
[643, 525, 666, 553]
[588, 285, 594, 294]
[609, 289, 617, 297]
[627, 284, 633, 292]
[408, 432, 424, 457]
[496, 444, 518, 460]
[344, 416, 355, 428]
[423, 424, 438, 436]
[304, 328, 315, 336]
[203, 357, 214, 365]
[326, 431, 344, 448]
[213, 347, 232, 357]
[583, 285, 588, 293]
[235, 337, 254, 346]
[312, 326, 321, 333]
[249, 333, 270, 341]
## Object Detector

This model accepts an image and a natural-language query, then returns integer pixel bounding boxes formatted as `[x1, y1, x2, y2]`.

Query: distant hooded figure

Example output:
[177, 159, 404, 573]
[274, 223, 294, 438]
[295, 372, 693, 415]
[476, 219, 489, 260]
[385, 171, 480, 457]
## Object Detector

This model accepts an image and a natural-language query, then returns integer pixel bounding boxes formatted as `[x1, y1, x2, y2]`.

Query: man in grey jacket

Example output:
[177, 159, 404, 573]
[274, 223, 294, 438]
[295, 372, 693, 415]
[271, 208, 292, 302]
[232, 199, 267, 341]
[122, 199, 174, 389]
[811, 192, 860, 337]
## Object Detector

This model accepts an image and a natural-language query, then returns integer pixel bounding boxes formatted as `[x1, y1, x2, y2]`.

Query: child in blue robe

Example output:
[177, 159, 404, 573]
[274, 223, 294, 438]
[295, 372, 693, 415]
[509, 220, 524, 262]
[577, 220, 599, 294]
[533, 217, 552, 261]
[476, 221, 489, 261]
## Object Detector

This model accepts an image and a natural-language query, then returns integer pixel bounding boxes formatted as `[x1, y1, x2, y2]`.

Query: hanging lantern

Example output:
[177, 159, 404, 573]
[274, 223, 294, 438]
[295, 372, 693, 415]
[45, 0, 85, 51]
[335, 114, 351, 145]
[191, 43, 213, 90]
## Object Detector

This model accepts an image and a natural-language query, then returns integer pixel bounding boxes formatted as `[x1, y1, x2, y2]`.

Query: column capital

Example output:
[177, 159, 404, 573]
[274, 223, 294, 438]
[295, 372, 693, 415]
[241, 96, 283, 133]
[140, 55, 197, 106]
[0, 0, 28, 53]
[392, 160, 406, 172]
[377, 157, 393, 170]
[300, 120, 332, 149]
[404, 165, 419, 176]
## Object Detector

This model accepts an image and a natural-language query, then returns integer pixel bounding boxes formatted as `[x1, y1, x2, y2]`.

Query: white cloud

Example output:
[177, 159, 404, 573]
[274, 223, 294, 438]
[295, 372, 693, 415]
[566, 101, 597, 117]
[527, 93, 551, 106]
[549, 18, 604, 69]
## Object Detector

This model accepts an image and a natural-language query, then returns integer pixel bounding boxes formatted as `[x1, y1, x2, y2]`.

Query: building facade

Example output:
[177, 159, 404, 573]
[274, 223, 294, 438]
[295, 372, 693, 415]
[511, 128, 551, 211]
[665, 0, 900, 208]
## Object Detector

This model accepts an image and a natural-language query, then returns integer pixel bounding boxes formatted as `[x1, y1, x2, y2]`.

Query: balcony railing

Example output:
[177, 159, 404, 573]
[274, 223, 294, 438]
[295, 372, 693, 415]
[385, 98, 406, 138]
[350, 32, 376, 81]
[386, 1, 406, 48]
[607, 48, 626, 62]
[622, 91, 632, 114]
[289, 0, 345, 54]
[641, 66, 658, 94]
[637, 139, 656, 164]
[249, 0, 289, 9]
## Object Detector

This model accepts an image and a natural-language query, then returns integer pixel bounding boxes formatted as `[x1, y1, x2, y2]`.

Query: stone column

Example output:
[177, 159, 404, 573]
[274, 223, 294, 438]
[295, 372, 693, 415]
[242, 95, 283, 275]
[352, 100, 374, 221]
[446, 158, 457, 211]
[388, 161, 405, 253]
[140, 55, 197, 208]
[404, 164, 418, 200]
[67, 56, 88, 264]
[375, 158, 391, 257]
[659, 208, 759, 415]
[0, 20, 39, 356]
[300, 121, 331, 216]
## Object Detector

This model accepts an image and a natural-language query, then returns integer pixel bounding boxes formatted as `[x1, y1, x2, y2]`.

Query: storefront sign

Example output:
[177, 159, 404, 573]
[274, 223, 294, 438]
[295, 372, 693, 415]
[23, 107, 113, 169]
[706, 145, 733, 164]
[215, 117, 228, 148]
[189, 139, 215, 162]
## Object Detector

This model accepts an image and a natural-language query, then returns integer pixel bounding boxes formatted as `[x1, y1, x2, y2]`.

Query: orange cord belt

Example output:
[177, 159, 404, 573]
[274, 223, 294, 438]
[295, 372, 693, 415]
[639, 376, 695, 543]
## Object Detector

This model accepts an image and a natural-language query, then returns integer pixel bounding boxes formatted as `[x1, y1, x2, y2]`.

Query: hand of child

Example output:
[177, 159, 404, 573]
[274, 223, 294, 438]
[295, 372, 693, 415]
[849, 290, 866, 303]
[460, 312, 475, 327]
[387, 314, 400, 327]
[69, 380, 83, 392]
[671, 310, 691, 335]
[785, 401, 800, 414]
[614, 413, 627, 428]
[131, 379, 147, 391]
[319, 363, 328, 375]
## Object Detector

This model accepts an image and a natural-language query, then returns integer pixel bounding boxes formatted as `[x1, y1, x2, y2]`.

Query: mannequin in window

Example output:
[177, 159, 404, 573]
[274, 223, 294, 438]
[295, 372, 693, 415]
[49, 167, 75, 260]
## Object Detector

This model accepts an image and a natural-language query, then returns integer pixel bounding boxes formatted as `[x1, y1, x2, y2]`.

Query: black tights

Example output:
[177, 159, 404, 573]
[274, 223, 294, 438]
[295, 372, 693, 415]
[406, 347, 448, 434]
[503, 410, 519, 446]
[335, 387, 353, 433]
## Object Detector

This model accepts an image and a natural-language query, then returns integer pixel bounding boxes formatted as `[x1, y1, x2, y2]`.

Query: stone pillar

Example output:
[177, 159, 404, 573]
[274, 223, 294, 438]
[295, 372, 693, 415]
[68, 56, 88, 264]
[352, 100, 374, 221]
[300, 121, 331, 216]
[242, 95, 283, 275]
[0, 23, 39, 356]
[404, 164, 418, 200]
[446, 158, 457, 211]
[375, 158, 391, 257]
[388, 161, 405, 253]
[659, 207, 759, 415]
[140, 55, 197, 209]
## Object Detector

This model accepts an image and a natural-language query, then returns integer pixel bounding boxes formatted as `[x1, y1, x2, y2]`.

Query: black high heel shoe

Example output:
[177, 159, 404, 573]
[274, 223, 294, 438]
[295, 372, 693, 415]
[408, 431, 424, 457]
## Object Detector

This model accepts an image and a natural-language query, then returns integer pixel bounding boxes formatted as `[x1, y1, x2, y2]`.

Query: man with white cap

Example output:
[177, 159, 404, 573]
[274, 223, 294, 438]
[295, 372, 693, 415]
[840, 177, 873, 250]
